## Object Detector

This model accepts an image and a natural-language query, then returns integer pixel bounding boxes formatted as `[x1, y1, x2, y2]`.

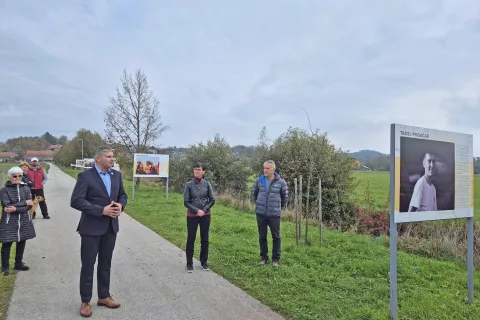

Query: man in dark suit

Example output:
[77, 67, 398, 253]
[71, 146, 128, 318]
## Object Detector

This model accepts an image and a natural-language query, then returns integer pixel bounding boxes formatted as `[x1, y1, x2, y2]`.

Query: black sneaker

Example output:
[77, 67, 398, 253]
[14, 263, 30, 271]
[43, 215, 50, 219]
[187, 264, 193, 273]
[201, 263, 210, 271]
[1, 267, 9, 276]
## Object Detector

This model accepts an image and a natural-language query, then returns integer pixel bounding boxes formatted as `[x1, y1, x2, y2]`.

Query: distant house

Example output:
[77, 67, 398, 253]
[47, 144, 61, 151]
[0, 152, 17, 163]
[147, 146, 160, 154]
[25, 150, 55, 162]
[158, 146, 187, 156]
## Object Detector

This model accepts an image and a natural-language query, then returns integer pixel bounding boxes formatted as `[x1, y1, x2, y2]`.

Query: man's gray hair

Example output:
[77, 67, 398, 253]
[264, 160, 276, 169]
[95, 145, 114, 158]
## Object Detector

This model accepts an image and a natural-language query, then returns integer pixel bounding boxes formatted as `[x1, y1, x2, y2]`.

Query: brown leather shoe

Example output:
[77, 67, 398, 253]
[80, 302, 92, 317]
[97, 296, 120, 308]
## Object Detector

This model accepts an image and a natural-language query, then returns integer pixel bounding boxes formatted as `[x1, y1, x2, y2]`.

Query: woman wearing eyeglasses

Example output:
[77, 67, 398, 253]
[0, 167, 36, 276]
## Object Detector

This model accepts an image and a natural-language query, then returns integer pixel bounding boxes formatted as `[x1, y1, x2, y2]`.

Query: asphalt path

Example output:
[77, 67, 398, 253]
[6, 164, 285, 320]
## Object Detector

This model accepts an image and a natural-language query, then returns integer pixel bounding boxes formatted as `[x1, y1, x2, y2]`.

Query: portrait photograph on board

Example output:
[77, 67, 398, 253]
[399, 136, 455, 213]
[135, 155, 160, 176]
[132, 153, 169, 178]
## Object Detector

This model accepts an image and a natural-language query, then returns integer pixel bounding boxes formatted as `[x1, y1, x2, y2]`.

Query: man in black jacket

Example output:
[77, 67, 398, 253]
[70, 146, 128, 318]
[252, 160, 288, 267]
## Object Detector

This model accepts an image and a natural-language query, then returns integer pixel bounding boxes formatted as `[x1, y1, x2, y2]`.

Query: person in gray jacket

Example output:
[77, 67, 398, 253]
[252, 160, 288, 267]
[184, 163, 215, 273]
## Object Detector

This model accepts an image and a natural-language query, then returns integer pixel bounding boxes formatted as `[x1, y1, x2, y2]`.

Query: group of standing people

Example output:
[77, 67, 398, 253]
[1, 145, 289, 318]
[183, 159, 288, 272]
[0, 157, 50, 276]
[69, 152, 288, 318]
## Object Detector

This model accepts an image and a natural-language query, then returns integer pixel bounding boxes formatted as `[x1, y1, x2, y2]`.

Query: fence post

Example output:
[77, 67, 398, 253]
[319, 178, 323, 248]
[294, 178, 299, 245]
[299, 175, 303, 242]
[305, 174, 311, 244]
[0, 168, 4, 186]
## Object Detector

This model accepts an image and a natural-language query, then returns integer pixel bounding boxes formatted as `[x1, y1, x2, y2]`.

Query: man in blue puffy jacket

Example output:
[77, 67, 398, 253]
[252, 160, 288, 267]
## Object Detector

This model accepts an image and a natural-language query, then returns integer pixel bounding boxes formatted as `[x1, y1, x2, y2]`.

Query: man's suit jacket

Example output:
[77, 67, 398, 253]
[70, 167, 128, 236]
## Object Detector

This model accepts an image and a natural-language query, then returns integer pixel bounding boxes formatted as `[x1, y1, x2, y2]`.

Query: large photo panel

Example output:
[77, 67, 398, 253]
[393, 124, 473, 223]
[133, 153, 169, 178]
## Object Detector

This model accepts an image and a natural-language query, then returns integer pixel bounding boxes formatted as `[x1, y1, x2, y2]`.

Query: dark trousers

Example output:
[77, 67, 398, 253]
[80, 223, 117, 303]
[1, 241, 26, 269]
[32, 189, 49, 216]
[256, 214, 281, 262]
[186, 215, 211, 265]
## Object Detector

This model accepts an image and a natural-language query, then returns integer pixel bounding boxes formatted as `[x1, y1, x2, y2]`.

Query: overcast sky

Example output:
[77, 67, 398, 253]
[1, 0, 479, 154]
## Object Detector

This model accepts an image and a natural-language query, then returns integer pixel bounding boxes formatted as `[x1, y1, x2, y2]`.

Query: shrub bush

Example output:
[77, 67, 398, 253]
[251, 127, 358, 230]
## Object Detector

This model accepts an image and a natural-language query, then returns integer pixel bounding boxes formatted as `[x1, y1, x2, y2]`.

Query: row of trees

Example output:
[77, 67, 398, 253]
[52, 125, 358, 229]
[363, 155, 390, 171]
[0, 132, 67, 153]
[53, 130, 106, 166]
[165, 126, 358, 227]
[168, 134, 252, 195]
[252, 127, 357, 227]
[41, 132, 67, 145]
[54, 68, 358, 228]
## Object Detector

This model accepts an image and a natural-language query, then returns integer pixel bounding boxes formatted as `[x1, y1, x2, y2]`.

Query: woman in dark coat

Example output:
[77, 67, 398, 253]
[0, 166, 36, 276]
[183, 163, 215, 273]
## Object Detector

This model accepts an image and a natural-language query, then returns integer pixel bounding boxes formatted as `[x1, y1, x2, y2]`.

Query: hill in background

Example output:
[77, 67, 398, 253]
[349, 149, 388, 162]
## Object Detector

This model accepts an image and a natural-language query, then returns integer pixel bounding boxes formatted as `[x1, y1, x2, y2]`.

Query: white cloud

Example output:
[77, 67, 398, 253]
[0, 104, 33, 117]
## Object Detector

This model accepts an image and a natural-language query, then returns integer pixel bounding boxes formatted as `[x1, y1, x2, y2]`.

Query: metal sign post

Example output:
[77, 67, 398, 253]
[468, 216, 474, 304]
[132, 177, 135, 200]
[389, 125, 398, 318]
[166, 177, 169, 199]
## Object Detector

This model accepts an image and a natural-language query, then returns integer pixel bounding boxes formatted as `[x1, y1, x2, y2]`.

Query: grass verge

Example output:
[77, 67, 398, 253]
[61, 166, 480, 319]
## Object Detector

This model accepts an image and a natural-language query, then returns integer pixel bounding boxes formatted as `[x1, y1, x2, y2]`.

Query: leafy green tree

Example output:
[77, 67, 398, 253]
[4, 136, 49, 151]
[41, 132, 58, 145]
[251, 127, 357, 229]
[250, 126, 271, 175]
[53, 129, 105, 166]
[364, 155, 390, 171]
[169, 134, 252, 195]
[57, 135, 68, 145]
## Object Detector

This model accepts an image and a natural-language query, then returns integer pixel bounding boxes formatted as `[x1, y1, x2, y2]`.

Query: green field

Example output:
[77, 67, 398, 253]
[57, 167, 480, 319]
[353, 171, 480, 218]
[0, 162, 49, 320]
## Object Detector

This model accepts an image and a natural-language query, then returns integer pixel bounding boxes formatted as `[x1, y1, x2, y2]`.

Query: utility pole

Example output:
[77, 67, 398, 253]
[79, 139, 84, 159]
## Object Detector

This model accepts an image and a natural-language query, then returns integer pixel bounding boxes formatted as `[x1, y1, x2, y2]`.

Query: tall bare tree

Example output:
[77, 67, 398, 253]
[104, 68, 169, 155]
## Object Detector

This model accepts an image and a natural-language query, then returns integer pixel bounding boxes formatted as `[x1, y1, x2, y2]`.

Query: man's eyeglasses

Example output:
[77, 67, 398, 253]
[11, 175, 22, 178]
